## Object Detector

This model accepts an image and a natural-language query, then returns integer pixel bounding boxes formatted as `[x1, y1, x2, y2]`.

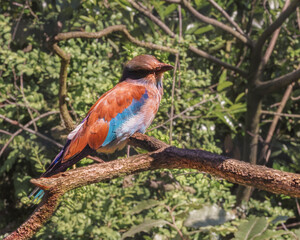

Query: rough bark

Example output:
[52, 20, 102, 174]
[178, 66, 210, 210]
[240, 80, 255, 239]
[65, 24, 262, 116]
[4, 133, 300, 240]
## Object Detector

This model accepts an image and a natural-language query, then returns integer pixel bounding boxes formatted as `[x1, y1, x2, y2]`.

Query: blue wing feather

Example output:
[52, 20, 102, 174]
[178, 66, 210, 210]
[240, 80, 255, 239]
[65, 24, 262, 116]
[102, 91, 148, 146]
[29, 90, 149, 203]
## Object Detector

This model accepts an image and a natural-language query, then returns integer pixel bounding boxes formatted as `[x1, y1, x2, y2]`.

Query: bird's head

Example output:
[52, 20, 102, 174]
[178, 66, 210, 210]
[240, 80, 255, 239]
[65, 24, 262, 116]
[120, 55, 173, 85]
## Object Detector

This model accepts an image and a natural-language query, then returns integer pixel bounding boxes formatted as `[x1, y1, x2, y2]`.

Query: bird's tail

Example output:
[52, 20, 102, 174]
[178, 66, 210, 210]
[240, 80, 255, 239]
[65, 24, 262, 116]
[28, 149, 65, 204]
[28, 188, 45, 204]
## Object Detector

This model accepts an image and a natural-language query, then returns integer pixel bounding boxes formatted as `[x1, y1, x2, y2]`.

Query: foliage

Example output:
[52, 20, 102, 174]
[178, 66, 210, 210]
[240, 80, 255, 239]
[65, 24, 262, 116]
[0, 0, 299, 239]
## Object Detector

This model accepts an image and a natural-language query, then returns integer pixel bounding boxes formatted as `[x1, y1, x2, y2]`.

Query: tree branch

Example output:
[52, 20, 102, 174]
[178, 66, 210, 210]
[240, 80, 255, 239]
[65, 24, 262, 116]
[258, 83, 294, 164]
[188, 46, 247, 76]
[128, 0, 175, 37]
[261, 110, 300, 119]
[250, 0, 299, 81]
[257, 0, 299, 50]
[0, 111, 62, 159]
[52, 43, 74, 132]
[207, 0, 244, 36]
[259, 0, 290, 71]
[169, 54, 179, 144]
[5, 133, 300, 240]
[54, 25, 178, 54]
[255, 69, 300, 94]
[181, 0, 253, 46]
[127, 1, 247, 76]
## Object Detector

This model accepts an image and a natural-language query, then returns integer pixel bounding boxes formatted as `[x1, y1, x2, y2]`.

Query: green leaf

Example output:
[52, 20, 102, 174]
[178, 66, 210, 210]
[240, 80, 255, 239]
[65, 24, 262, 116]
[194, 25, 214, 35]
[163, 4, 177, 17]
[217, 81, 233, 91]
[235, 92, 245, 103]
[234, 216, 268, 240]
[0, 149, 19, 174]
[253, 229, 290, 240]
[128, 199, 163, 214]
[122, 219, 170, 239]
[79, 15, 95, 23]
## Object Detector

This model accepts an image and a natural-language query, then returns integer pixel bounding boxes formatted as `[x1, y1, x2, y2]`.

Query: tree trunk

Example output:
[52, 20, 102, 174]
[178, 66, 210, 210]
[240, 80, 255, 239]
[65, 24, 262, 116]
[236, 86, 262, 205]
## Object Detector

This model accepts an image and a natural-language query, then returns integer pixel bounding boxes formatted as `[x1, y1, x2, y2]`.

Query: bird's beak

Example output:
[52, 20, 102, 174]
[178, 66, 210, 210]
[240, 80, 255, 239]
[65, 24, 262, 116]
[157, 63, 174, 72]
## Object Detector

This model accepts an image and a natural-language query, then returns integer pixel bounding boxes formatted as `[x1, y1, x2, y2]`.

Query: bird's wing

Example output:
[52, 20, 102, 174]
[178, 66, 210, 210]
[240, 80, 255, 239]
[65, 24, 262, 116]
[63, 82, 148, 159]
[42, 82, 149, 177]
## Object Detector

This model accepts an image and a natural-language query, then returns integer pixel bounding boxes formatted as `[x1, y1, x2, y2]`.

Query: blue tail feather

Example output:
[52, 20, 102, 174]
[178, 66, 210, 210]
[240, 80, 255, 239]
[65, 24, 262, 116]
[28, 188, 45, 204]
[28, 140, 95, 204]
[28, 148, 65, 204]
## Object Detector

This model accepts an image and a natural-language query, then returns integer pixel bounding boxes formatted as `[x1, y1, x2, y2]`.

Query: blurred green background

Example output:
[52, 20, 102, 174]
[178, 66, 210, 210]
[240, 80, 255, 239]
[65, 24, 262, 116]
[0, 0, 300, 239]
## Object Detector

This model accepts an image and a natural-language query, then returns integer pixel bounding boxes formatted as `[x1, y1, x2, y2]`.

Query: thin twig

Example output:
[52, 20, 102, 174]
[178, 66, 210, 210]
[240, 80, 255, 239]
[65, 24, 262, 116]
[296, 198, 300, 217]
[165, 205, 185, 240]
[277, 221, 300, 230]
[0, 111, 61, 158]
[128, 0, 175, 37]
[54, 25, 177, 54]
[149, 96, 217, 132]
[260, 0, 290, 70]
[261, 110, 300, 118]
[280, 223, 298, 239]
[20, 72, 38, 131]
[297, 7, 300, 30]
[25, 0, 39, 21]
[169, 54, 179, 144]
[258, 83, 294, 164]
[3, 99, 40, 114]
[181, 0, 253, 46]
[178, 5, 182, 87]
[188, 46, 247, 76]
[246, 0, 258, 34]
[11, 7, 24, 46]
[207, 0, 245, 35]
[86, 155, 105, 163]
[0, 129, 12, 135]
[250, 0, 300, 80]
[126, 2, 247, 75]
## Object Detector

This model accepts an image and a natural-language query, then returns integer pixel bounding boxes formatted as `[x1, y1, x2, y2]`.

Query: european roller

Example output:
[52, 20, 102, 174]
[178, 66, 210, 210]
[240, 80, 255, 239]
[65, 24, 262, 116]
[30, 55, 173, 201]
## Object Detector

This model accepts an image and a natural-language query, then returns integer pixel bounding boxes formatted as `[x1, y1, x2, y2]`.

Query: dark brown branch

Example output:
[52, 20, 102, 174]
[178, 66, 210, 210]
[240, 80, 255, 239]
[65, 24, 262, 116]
[54, 25, 177, 54]
[121, 28, 178, 53]
[258, 83, 294, 164]
[257, 0, 299, 50]
[5, 134, 300, 240]
[128, 0, 175, 37]
[188, 46, 247, 76]
[127, 2, 247, 76]
[255, 69, 300, 94]
[129, 132, 169, 151]
[207, 0, 244, 35]
[260, 0, 290, 71]
[250, 0, 299, 80]
[181, 0, 253, 46]
[52, 43, 74, 131]
[54, 24, 127, 41]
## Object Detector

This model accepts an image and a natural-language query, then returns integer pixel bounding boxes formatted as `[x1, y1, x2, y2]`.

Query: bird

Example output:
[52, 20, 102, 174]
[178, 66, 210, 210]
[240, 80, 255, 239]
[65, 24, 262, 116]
[30, 54, 173, 201]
